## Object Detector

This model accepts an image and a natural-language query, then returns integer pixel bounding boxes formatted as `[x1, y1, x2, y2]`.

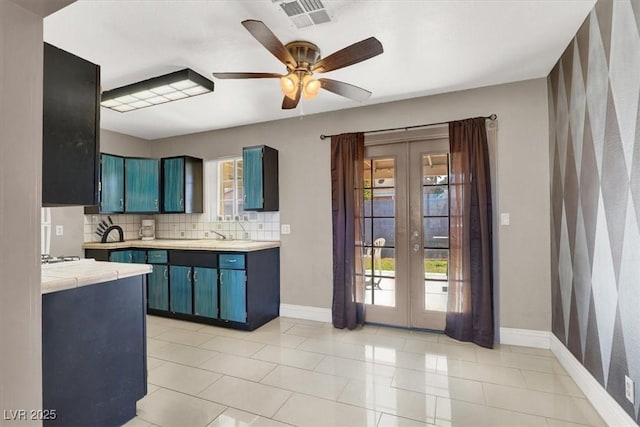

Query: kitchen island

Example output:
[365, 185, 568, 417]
[42, 260, 151, 427]
[83, 239, 280, 331]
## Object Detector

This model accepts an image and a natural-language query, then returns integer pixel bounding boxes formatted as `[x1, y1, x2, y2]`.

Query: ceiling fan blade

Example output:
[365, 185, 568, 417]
[242, 20, 296, 69]
[282, 90, 301, 110]
[212, 72, 283, 79]
[312, 37, 383, 73]
[319, 78, 372, 102]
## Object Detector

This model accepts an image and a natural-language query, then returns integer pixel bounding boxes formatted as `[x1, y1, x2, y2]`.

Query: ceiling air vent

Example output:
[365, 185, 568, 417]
[272, 0, 332, 29]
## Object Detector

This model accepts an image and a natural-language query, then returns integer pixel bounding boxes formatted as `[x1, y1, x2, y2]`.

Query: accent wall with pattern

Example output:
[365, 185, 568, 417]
[548, 0, 640, 422]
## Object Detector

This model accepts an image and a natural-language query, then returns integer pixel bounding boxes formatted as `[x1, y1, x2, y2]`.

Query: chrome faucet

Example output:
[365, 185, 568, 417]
[236, 220, 249, 239]
[210, 230, 227, 240]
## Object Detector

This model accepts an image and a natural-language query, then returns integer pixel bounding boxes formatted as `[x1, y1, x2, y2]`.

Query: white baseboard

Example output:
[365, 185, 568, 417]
[500, 327, 551, 349]
[279, 304, 332, 323]
[550, 334, 637, 427]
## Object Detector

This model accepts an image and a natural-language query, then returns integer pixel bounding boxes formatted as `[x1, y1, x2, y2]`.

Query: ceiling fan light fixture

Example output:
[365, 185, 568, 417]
[302, 75, 320, 100]
[101, 68, 214, 113]
[280, 73, 299, 99]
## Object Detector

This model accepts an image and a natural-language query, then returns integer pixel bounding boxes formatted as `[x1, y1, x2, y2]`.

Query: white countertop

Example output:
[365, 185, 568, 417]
[82, 239, 280, 252]
[42, 259, 152, 294]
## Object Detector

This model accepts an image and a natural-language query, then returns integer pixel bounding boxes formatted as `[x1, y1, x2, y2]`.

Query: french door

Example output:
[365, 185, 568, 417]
[362, 137, 450, 330]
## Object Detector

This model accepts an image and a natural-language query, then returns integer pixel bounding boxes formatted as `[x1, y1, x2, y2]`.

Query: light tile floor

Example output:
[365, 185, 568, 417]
[124, 316, 606, 427]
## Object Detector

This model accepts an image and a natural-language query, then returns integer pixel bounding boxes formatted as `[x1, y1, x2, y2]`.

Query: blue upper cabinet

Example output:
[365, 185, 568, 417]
[100, 154, 125, 213]
[162, 156, 203, 213]
[243, 145, 278, 211]
[125, 158, 160, 213]
[163, 157, 184, 212]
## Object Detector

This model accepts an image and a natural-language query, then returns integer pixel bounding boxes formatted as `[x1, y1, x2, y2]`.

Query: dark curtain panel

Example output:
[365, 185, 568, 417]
[331, 132, 365, 329]
[445, 117, 494, 348]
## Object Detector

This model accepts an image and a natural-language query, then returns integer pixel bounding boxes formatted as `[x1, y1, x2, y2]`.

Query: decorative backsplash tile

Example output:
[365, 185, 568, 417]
[84, 212, 280, 243]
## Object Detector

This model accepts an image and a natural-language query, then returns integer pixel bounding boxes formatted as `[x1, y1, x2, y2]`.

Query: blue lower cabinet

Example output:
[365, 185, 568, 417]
[220, 269, 246, 323]
[131, 250, 146, 263]
[148, 265, 168, 310]
[109, 249, 146, 263]
[193, 267, 218, 318]
[170, 266, 192, 314]
[109, 250, 128, 263]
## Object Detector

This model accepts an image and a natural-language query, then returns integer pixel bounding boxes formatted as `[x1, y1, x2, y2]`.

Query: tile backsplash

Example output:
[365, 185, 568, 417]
[84, 212, 280, 243]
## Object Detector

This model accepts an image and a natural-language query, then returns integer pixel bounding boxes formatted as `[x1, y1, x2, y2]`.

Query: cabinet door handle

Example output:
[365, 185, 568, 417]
[180, 198, 184, 208]
[154, 199, 158, 208]
[219, 273, 223, 284]
[187, 270, 192, 281]
[193, 270, 198, 282]
[227, 259, 237, 263]
[120, 198, 124, 208]
[129, 253, 133, 262]
[163, 268, 168, 279]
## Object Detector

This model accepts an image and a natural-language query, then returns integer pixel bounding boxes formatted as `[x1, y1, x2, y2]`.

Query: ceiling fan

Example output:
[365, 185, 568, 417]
[213, 20, 384, 110]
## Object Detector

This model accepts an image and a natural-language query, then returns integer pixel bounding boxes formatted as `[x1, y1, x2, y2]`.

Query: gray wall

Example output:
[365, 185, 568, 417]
[147, 78, 551, 331]
[0, 0, 71, 422]
[549, 0, 640, 422]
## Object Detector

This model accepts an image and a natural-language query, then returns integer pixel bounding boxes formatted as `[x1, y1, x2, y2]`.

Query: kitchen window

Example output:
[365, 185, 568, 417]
[207, 157, 245, 220]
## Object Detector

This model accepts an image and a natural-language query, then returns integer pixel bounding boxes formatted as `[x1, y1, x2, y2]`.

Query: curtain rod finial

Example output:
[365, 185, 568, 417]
[320, 134, 327, 140]
[489, 114, 497, 120]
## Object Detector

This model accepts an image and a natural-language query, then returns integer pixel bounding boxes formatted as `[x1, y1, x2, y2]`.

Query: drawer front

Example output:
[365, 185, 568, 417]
[219, 254, 245, 269]
[147, 250, 167, 264]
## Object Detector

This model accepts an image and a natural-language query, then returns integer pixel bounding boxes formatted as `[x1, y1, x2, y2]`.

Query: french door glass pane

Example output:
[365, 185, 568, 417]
[424, 249, 449, 280]
[423, 154, 448, 185]
[423, 218, 449, 248]
[365, 247, 395, 308]
[372, 158, 394, 187]
[424, 280, 448, 311]
[372, 189, 394, 217]
[423, 152, 449, 313]
[423, 187, 448, 216]
[364, 156, 396, 309]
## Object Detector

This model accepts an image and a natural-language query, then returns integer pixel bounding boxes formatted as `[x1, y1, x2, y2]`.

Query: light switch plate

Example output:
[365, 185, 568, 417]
[55, 225, 63, 236]
[281, 224, 291, 234]
[500, 213, 510, 226]
[625, 375, 635, 403]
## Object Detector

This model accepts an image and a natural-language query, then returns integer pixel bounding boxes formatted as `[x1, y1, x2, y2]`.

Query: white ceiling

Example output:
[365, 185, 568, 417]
[44, 0, 595, 140]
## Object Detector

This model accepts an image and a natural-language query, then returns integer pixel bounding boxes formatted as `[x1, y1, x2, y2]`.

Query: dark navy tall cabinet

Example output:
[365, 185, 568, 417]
[43, 43, 100, 206]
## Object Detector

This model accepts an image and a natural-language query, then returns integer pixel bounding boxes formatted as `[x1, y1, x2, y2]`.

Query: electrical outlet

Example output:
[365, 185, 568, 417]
[216, 223, 223, 230]
[180, 231, 185, 237]
[625, 375, 635, 403]
[204, 232, 209, 238]
[281, 224, 291, 234]
[192, 223, 197, 230]
[55, 225, 64, 236]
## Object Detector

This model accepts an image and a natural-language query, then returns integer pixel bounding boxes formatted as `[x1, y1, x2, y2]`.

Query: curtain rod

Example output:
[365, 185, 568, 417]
[319, 114, 497, 140]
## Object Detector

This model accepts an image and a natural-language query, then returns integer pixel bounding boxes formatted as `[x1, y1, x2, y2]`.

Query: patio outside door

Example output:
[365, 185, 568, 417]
[363, 137, 450, 330]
